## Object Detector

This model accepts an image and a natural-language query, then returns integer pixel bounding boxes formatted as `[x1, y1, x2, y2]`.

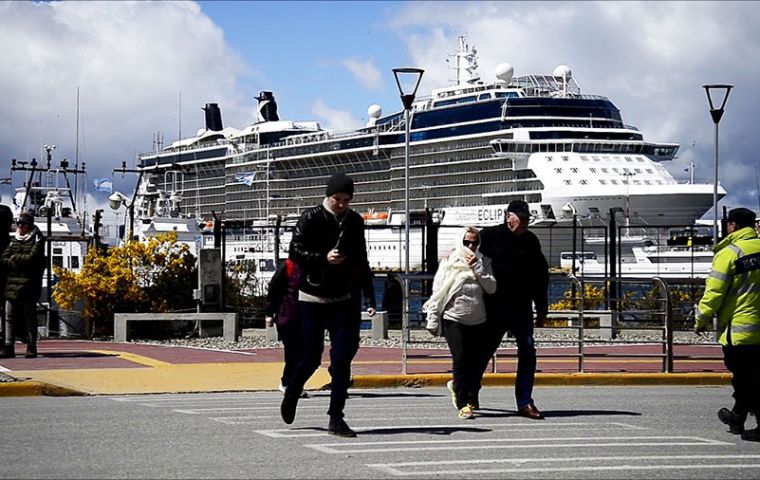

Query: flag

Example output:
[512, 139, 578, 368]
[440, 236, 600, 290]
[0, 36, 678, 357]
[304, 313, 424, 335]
[0, 177, 10, 185]
[92, 178, 113, 193]
[235, 171, 256, 186]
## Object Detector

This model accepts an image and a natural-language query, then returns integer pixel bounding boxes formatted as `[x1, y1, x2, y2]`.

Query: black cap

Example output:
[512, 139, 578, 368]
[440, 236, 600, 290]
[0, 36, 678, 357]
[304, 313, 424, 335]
[727, 207, 756, 228]
[17, 212, 34, 226]
[325, 173, 354, 198]
[506, 200, 530, 220]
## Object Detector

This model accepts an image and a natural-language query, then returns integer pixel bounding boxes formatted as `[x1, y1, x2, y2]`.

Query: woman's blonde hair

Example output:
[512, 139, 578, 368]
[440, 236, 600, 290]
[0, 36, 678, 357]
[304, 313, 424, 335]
[462, 226, 480, 240]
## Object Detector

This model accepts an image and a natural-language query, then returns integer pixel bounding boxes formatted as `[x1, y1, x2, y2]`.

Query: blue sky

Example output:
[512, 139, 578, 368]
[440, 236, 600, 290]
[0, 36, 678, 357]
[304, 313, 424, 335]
[2, 1, 760, 220]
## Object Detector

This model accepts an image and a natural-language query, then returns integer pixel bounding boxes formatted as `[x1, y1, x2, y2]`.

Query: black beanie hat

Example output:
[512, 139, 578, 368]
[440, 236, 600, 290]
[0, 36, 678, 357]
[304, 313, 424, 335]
[325, 173, 354, 198]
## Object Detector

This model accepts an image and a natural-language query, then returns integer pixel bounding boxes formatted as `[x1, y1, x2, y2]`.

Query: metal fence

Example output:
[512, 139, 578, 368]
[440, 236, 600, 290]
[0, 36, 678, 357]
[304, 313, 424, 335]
[397, 272, 718, 375]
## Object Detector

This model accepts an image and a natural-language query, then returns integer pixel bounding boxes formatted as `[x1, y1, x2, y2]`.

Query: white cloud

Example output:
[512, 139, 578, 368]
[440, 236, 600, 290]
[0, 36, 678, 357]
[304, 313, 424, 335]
[311, 99, 363, 131]
[341, 57, 383, 91]
[0, 1, 251, 196]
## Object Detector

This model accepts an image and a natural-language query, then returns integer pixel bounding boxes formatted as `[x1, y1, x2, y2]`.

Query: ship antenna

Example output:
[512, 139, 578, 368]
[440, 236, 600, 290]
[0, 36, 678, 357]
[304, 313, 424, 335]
[74, 86, 80, 202]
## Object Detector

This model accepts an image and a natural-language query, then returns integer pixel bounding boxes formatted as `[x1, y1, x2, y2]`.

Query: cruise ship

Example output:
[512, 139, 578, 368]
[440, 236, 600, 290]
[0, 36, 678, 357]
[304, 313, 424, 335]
[129, 36, 723, 273]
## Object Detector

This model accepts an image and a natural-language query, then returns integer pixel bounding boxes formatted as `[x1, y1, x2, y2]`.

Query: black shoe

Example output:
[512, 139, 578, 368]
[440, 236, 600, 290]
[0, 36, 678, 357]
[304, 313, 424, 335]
[718, 407, 746, 434]
[741, 428, 760, 442]
[25, 346, 37, 359]
[0, 346, 14, 359]
[280, 391, 300, 425]
[328, 417, 356, 438]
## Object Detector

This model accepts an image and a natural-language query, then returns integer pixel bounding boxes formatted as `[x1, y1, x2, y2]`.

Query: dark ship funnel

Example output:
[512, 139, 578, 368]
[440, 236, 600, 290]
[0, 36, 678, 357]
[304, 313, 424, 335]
[256, 91, 279, 122]
[202, 103, 223, 131]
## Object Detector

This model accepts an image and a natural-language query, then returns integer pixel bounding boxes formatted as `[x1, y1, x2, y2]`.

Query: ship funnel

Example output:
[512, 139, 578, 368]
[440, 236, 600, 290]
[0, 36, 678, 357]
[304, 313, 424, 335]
[256, 91, 280, 122]
[202, 103, 223, 131]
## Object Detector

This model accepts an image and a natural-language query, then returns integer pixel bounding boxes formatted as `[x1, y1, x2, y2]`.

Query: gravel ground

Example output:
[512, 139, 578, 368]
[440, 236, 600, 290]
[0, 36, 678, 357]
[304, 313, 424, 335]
[128, 327, 717, 351]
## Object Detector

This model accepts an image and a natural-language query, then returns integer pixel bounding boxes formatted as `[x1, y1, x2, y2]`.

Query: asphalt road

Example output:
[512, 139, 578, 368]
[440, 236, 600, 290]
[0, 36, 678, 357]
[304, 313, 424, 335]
[1, 385, 758, 479]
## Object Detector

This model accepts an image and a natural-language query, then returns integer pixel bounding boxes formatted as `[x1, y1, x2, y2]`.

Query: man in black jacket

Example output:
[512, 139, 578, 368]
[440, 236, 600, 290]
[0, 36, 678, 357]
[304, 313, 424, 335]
[0, 212, 46, 358]
[478, 200, 548, 419]
[280, 172, 373, 437]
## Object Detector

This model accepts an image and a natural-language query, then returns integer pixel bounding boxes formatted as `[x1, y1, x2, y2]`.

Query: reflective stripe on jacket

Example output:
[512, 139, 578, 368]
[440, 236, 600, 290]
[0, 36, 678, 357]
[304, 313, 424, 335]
[696, 227, 760, 346]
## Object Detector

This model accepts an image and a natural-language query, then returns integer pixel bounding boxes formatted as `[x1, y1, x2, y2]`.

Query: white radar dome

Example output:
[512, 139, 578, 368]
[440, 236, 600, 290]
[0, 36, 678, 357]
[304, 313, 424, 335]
[494, 63, 514, 84]
[553, 65, 572, 79]
[367, 104, 382, 119]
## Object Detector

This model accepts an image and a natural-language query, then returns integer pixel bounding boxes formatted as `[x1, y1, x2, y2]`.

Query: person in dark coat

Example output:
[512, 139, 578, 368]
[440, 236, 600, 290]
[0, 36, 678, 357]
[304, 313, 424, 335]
[0, 205, 12, 352]
[477, 200, 548, 419]
[381, 272, 403, 329]
[264, 258, 308, 397]
[0, 212, 46, 358]
[280, 172, 372, 438]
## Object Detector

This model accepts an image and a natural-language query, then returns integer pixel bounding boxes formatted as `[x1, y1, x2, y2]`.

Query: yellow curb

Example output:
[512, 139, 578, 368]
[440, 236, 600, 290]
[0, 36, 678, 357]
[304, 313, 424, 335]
[352, 372, 732, 389]
[0, 380, 87, 397]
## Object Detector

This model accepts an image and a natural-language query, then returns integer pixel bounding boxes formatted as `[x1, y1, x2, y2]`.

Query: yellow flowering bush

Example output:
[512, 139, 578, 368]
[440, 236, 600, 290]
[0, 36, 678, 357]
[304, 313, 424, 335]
[53, 233, 196, 338]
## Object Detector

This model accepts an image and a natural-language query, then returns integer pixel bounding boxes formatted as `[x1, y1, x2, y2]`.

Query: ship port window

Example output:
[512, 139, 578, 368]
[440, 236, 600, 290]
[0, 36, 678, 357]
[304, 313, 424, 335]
[581, 156, 589, 161]
[564, 180, 572, 185]
[645, 180, 652, 185]
[601, 168, 609, 173]
[579, 179, 588, 185]
[478, 94, 491, 100]
[646, 169, 654, 174]
[611, 179, 619, 185]
[612, 168, 620, 173]
[599, 180, 607, 185]
[562, 156, 569, 162]
[545, 156, 553, 161]
[554, 168, 562, 173]
[589, 168, 597, 173]
[571, 168, 578, 173]
[635, 168, 642, 173]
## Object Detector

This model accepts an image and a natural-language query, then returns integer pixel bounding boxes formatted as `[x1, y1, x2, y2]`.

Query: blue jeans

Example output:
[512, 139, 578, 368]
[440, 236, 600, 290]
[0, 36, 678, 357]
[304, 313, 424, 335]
[286, 299, 359, 418]
[480, 310, 536, 410]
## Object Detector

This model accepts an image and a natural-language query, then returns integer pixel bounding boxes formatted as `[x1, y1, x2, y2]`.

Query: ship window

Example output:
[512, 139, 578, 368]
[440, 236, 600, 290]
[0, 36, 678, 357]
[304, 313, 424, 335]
[589, 168, 597, 173]
[579, 179, 588, 185]
[635, 168, 642, 173]
[645, 180, 652, 185]
[593, 156, 601, 162]
[601, 168, 609, 173]
[71, 256, 79, 269]
[599, 179, 607, 185]
[581, 156, 589, 161]
[564, 180, 572, 185]
[546, 156, 553, 161]
[554, 168, 562, 173]
[562, 156, 570, 162]
[612, 168, 620, 173]
[478, 94, 491, 100]
[646, 169, 653, 174]
[53, 256, 63, 268]
[53, 247, 63, 254]
[611, 179, 618, 185]
[570, 168, 579, 173]
[625, 156, 634, 162]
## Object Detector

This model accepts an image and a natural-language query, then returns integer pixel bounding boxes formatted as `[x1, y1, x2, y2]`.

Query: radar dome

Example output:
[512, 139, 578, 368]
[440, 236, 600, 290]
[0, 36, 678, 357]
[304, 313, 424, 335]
[495, 63, 514, 84]
[367, 104, 382, 119]
[553, 65, 572, 79]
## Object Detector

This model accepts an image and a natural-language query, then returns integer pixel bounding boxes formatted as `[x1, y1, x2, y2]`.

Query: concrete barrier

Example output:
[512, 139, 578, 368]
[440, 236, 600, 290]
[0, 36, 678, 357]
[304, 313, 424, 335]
[113, 313, 239, 342]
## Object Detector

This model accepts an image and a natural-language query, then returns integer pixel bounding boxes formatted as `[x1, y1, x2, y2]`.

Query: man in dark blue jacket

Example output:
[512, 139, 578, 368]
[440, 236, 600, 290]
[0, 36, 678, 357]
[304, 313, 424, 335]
[280, 173, 373, 437]
[478, 200, 548, 419]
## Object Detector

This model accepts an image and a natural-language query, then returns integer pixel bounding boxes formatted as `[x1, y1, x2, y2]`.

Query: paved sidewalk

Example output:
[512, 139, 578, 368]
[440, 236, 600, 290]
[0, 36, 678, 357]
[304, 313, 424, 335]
[0, 338, 731, 397]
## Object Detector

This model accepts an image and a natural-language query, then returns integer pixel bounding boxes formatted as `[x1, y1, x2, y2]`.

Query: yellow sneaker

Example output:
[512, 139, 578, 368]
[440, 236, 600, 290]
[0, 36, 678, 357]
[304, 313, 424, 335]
[458, 404, 474, 419]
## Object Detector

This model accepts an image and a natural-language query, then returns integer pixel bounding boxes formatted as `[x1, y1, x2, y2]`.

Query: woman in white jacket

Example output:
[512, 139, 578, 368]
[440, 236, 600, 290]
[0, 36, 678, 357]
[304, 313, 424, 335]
[423, 227, 496, 419]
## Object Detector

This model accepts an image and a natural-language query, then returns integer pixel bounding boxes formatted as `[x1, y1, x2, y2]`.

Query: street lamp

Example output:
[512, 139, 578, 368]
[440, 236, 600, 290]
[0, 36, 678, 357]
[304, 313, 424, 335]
[392, 67, 424, 276]
[109, 191, 134, 240]
[702, 84, 733, 245]
[562, 202, 578, 275]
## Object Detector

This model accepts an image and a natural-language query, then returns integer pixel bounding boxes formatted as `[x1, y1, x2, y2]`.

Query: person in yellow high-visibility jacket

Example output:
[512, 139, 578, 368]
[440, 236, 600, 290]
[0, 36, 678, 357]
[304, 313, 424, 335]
[696, 207, 760, 442]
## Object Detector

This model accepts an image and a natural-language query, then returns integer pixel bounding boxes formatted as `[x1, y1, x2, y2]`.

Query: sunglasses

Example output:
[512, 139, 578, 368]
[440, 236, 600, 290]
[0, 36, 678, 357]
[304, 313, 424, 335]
[463, 239, 479, 247]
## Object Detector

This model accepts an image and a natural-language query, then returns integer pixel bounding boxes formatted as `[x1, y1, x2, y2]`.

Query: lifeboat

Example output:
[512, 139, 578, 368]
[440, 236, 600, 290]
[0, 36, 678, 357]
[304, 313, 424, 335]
[362, 210, 389, 225]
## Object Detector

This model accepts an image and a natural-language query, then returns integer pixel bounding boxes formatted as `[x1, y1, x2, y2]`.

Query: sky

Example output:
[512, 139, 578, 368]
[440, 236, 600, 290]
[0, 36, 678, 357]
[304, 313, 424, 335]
[1, 0, 759, 222]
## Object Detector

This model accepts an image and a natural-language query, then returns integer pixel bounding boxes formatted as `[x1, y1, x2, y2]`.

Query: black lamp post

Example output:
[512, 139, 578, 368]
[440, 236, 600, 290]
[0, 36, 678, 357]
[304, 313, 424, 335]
[702, 84, 733, 245]
[391, 67, 424, 276]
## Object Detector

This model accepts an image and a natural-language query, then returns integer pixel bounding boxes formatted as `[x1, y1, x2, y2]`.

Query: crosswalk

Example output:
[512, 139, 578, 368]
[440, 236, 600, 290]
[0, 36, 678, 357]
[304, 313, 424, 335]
[112, 389, 760, 478]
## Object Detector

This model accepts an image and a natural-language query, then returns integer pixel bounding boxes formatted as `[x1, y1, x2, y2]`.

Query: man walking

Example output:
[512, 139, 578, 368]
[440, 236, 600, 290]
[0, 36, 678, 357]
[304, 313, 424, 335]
[0, 205, 12, 354]
[280, 172, 372, 437]
[0, 213, 46, 358]
[478, 200, 548, 419]
[695, 207, 760, 441]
